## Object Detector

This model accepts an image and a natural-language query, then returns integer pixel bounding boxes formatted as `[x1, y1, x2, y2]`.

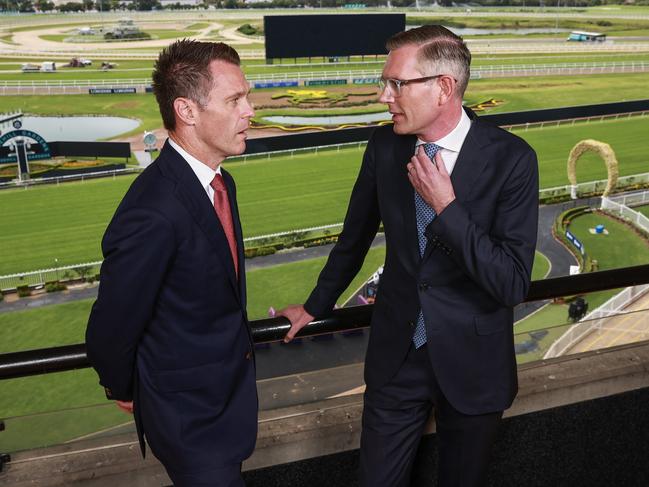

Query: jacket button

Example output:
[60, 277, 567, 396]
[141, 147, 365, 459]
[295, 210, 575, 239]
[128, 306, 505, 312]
[409, 321, 415, 328]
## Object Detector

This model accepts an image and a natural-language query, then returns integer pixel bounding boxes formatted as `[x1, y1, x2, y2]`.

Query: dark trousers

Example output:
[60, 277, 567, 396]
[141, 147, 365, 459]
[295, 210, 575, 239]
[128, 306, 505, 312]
[360, 343, 503, 487]
[167, 462, 244, 487]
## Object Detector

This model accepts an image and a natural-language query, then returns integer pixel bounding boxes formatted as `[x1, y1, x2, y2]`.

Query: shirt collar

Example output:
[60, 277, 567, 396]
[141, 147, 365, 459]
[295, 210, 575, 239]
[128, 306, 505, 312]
[168, 137, 221, 191]
[416, 107, 471, 152]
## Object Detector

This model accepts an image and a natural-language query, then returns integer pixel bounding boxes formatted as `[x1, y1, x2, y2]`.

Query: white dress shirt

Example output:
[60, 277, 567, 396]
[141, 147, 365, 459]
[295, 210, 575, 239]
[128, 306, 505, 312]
[168, 138, 221, 204]
[415, 108, 472, 176]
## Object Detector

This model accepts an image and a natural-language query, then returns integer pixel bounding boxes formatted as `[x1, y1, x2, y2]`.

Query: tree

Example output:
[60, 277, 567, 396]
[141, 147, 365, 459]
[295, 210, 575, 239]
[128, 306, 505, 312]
[36, 0, 55, 10]
[17, 0, 35, 11]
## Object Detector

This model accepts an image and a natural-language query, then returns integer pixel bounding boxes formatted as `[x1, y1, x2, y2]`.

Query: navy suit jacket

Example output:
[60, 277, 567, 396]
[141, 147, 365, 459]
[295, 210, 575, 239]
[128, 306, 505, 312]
[305, 109, 539, 415]
[86, 141, 257, 472]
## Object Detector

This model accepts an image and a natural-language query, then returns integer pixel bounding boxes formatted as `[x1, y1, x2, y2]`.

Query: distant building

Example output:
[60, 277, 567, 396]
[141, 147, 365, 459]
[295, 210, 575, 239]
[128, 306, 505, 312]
[567, 31, 607, 42]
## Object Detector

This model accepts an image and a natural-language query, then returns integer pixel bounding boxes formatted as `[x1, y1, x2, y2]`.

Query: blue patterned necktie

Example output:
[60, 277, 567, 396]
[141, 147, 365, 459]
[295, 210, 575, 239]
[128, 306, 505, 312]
[413, 142, 441, 349]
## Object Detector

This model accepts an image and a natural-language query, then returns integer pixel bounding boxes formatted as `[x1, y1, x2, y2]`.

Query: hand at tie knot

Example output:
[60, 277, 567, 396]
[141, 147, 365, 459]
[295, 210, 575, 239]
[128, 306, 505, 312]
[407, 144, 456, 215]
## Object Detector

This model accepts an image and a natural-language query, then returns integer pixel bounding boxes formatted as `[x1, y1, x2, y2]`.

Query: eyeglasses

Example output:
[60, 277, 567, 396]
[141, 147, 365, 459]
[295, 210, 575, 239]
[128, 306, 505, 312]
[378, 75, 454, 97]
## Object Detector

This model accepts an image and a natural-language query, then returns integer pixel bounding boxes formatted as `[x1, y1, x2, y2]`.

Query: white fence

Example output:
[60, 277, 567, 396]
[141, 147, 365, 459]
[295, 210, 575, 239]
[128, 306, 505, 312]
[543, 284, 649, 359]
[0, 222, 348, 291]
[4, 60, 649, 94]
[0, 167, 141, 190]
[0, 261, 103, 291]
[539, 172, 649, 202]
[601, 190, 649, 233]
[543, 192, 649, 358]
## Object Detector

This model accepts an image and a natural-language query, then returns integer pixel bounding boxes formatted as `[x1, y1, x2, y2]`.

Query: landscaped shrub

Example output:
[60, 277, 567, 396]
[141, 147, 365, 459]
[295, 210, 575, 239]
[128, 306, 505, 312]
[45, 281, 67, 293]
[17, 285, 31, 298]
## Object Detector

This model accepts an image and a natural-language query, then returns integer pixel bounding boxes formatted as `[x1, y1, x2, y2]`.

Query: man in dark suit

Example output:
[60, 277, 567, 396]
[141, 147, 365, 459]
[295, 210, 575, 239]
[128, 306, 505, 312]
[86, 40, 256, 487]
[280, 26, 538, 486]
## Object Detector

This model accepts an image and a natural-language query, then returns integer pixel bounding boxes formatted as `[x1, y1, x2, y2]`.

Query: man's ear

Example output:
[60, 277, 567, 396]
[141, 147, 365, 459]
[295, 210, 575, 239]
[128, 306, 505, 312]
[437, 76, 456, 105]
[173, 97, 197, 127]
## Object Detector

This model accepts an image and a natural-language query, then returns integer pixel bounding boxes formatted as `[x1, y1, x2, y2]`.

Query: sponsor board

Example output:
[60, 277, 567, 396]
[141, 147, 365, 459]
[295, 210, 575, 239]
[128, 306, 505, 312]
[305, 79, 347, 86]
[89, 87, 137, 95]
[254, 81, 299, 89]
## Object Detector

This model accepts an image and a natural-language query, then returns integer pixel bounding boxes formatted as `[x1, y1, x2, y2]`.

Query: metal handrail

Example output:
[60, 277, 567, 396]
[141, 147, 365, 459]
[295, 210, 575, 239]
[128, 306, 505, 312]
[2, 263, 649, 381]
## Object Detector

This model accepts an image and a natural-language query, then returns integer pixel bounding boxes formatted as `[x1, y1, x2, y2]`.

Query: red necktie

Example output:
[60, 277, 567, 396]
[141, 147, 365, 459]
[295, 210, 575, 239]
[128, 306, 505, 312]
[210, 174, 238, 278]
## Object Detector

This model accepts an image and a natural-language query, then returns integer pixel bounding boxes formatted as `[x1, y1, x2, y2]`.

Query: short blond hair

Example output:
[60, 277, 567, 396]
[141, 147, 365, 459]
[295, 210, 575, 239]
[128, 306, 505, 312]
[386, 25, 471, 97]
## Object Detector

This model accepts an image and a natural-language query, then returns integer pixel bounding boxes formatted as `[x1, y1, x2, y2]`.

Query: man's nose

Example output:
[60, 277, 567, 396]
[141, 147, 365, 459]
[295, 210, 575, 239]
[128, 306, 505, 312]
[378, 85, 394, 104]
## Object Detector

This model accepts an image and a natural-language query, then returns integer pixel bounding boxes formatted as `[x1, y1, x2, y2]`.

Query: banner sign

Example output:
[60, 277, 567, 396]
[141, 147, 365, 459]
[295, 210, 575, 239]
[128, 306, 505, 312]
[565, 230, 585, 255]
[89, 87, 137, 95]
[305, 79, 347, 86]
[353, 77, 380, 85]
[254, 81, 299, 89]
[0, 130, 51, 164]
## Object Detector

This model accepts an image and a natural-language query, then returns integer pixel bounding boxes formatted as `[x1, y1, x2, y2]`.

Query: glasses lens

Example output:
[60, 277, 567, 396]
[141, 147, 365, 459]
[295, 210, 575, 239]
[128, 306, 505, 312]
[379, 79, 400, 96]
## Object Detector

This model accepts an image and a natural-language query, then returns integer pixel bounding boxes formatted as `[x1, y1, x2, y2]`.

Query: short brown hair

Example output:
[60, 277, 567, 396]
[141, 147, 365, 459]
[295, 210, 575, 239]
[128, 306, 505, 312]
[152, 39, 241, 130]
[386, 25, 471, 97]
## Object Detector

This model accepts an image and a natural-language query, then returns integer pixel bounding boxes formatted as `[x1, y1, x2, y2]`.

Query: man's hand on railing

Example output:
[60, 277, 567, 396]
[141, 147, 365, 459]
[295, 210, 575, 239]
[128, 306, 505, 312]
[278, 305, 314, 343]
[116, 400, 134, 414]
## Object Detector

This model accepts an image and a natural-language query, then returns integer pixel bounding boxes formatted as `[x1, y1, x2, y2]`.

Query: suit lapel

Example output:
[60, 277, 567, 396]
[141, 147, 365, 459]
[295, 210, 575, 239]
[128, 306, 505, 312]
[392, 134, 420, 274]
[159, 143, 241, 301]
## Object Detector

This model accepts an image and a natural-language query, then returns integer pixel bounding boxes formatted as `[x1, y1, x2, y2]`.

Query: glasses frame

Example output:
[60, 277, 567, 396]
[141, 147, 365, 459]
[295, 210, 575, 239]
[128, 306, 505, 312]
[378, 74, 455, 97]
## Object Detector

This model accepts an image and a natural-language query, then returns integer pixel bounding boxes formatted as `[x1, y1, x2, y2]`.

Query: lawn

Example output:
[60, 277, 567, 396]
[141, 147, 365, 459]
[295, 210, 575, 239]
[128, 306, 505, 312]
[0, 245, 548, 451]
[1, 114, 648, 276]
[636, 204, 649, 218]
[514, 210, 649, 363]
[0, 245, 386, 452]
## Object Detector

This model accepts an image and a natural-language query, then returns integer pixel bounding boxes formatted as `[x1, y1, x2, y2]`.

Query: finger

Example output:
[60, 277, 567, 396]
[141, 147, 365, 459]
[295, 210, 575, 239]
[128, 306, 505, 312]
[116, 402, 133, 414]
[284, 323, 301, 343]
[413, 152, 434, 178]
[434, 152, 447, 175]
[417, 145, 432, 163]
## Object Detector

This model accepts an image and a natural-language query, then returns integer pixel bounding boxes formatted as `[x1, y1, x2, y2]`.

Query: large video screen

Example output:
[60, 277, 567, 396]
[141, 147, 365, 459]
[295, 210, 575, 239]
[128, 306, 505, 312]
[264, 14, 405, 59]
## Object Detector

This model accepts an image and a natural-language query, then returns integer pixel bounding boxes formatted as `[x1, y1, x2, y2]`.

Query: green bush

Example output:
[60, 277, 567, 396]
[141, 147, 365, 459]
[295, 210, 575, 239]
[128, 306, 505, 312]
[244, 246, 277, 259]
[237, 24, 258, 36]
[45, 281, 67, 293]
[17, 285, 31, 298]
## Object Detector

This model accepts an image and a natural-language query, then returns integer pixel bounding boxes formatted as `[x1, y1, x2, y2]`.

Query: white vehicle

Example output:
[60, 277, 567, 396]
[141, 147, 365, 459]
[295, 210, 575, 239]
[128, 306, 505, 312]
[41, 62, 56, 72]
[21, 63, 40, 73]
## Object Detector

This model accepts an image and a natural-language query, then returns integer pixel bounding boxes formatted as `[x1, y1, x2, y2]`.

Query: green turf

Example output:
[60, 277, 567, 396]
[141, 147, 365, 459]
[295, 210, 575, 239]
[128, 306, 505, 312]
[636, 204, 649, 218]
[514, 210, 649, 362]
[531, 251, 551, 281]
[512, 115, 649, 189]
[0, 246, 386, 451]
[1, 114, 648, 276]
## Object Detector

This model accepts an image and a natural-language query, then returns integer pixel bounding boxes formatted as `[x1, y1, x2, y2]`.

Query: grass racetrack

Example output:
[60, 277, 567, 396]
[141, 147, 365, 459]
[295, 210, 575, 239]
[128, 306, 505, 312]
[2, 114, 648, 276]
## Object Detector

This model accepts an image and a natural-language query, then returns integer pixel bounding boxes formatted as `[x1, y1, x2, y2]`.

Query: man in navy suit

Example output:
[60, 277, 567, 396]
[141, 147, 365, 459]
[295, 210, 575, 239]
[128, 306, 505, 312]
[86, 40, 256, 487]
[280, 26, 538, 486]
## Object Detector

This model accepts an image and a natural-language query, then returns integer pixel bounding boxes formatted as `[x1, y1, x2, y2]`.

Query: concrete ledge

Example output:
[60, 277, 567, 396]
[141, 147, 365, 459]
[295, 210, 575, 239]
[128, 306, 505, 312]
[2, 340, 649, 486]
